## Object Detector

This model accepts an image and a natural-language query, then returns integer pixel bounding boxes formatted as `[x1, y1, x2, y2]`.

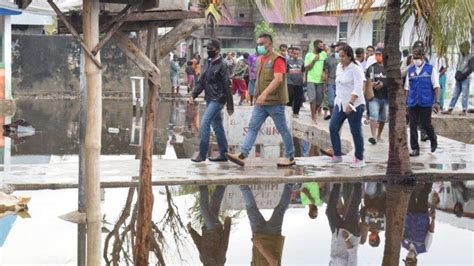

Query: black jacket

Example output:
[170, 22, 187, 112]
[192, 57, 234, 110]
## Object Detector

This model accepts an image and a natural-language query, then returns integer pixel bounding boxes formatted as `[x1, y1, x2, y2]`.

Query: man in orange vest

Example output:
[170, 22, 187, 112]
[227, 33, 295, 167]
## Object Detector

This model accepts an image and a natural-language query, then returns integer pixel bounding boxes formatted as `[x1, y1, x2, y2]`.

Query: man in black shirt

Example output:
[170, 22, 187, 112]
[286, 47, 305, 117]
[366, 48, 388, 145]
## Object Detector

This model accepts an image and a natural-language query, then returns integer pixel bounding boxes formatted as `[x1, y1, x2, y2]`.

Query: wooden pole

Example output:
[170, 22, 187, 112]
[83, 0, 102, 265]
[133, 26, 159, 266]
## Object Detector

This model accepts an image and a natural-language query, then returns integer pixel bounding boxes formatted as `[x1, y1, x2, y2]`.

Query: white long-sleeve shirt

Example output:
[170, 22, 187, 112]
[330, 229, 360, 266]
[335, 62, 366, 110]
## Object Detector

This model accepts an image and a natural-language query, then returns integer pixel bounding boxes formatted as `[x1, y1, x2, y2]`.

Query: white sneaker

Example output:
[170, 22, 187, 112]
[328, 156, 343, 164]
[350, 159, 366, 168]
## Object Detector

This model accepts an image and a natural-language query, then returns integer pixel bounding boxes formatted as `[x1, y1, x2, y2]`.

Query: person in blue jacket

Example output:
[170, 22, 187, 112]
[404, 47, 441, 157]
[402, 183, 436, 265]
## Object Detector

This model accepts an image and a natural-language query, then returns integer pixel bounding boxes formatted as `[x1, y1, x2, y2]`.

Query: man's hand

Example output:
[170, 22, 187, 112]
[312, 54, 320, 63]
[256, 93, 267, 105]
[227, 109, 234, 116]
[187, 97, 194, 105]
[433, 103, 440, 113]
[324, 85, 328, 93]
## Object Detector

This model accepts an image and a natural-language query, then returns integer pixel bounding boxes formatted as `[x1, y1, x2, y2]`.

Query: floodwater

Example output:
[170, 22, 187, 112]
[1, 99, 474, 265]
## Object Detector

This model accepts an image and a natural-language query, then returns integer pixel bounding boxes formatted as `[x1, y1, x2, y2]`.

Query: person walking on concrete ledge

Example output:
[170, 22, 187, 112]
[405, 47, 440, 157]
[329, 44, 366, 168]
[226, 33, 295, 168]
[188, 39, 234, 163]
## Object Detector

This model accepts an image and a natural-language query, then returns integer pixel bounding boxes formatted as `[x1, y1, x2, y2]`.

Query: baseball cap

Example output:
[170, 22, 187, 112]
[330, 42, 337, 48]
[375, 47, 384, 54]
[204, 38, 221, 50]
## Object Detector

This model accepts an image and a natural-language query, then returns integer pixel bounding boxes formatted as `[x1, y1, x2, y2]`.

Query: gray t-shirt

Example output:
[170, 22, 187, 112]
[287, 58, 305, 86]
[324, 54, 338, 85]
[457, 54, 474, 79]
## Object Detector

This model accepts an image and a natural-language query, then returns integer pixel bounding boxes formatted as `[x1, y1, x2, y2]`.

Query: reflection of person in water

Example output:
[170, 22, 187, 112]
[451, 181, 473, 218]
[187, 185, 231, 266]
[240, 183, 293, 266]
[300, 182, 322, 219]
[326, 183, 362, 265]
[402, 183, 435, 265]
[360, 182, 386, 247]
[186, 101, 200, 136]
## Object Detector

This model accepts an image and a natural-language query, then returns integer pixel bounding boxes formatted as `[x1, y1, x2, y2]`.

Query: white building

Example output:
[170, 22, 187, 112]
[305, 0, 417, 49]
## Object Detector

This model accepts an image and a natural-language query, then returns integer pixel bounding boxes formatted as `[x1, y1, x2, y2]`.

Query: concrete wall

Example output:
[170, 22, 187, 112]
[11, 34, 144, 97]
[272, 24, 337, 52]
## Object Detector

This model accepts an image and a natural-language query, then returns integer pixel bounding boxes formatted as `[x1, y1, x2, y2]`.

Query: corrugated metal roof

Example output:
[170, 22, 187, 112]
[305, 0, 385, 16]
[255, 0, 337, 26]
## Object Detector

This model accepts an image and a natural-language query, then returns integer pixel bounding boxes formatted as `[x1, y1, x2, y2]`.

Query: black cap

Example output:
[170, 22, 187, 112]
[330, 42, 337, 48]
[204, 38, 221, 50]
[375, 47, 384, 54]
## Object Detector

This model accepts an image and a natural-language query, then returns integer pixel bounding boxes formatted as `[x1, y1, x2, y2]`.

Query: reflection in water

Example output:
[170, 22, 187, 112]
[188, 186, 230, 266]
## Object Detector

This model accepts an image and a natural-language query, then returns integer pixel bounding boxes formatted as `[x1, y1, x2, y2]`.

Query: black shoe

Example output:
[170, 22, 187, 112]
[431, 139, 438, 153]
[324, 115, 332, 120]
[208, 154, 228, 162]
[421, 133, 429, 142]
[409, 149, 420, 157]
[368, 137, 377, 145]
[191, 155, 206, 162]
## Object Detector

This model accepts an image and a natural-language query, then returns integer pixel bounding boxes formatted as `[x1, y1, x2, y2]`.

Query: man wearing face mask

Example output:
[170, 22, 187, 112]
[188, 39, 234, 162]
[226, 33, 295, 167]
[404, 47, 440, 157]
[366, 48, 388, 145]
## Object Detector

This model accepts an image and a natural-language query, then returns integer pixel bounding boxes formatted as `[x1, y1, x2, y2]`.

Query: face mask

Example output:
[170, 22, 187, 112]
[414, 59, 423, 67]
[316, 47, 323, 53]
[207, 50, 218, 58]
[257, 45, 267, 56]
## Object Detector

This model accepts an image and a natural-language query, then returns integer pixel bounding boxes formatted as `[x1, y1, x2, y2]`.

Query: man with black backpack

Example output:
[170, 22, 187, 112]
[442, 41, 474, 116]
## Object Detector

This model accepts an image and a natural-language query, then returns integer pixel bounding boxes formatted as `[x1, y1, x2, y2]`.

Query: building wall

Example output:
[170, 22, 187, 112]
[11, 34, 143, 97]
[337, 11, 415, 49]
[272, 24, 337, 52]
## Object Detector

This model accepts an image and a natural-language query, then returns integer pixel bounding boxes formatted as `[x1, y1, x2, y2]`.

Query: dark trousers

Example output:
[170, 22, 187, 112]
[408, 106, 437, 150]
[288, 84, 304, 115]
[408, 183, 432, 213]
[326, 183, 362, 236]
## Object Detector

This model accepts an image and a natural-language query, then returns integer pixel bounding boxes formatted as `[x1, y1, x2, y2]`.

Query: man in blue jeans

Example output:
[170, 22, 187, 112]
[240, 183, 293, 265]
[187, 185, 231, 266]
[442, 41, 474, 116]
[189, 39, 234, 162]
[226, 33, 295, 167]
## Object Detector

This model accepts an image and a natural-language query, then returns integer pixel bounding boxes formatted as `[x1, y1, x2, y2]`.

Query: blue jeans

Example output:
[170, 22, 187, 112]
[439, 74, 447, 110]
[327, 84, 336, 108]
[199, 101, 228, 158]
[299, 139, 310, 157]
[240, 105, 295, 159]
[199, 185, 226, 230]
[329, 104, 365, 160]
[368, 97, 389, 122]
[240, 184, 293, 235]
[449, 78, 471, 111]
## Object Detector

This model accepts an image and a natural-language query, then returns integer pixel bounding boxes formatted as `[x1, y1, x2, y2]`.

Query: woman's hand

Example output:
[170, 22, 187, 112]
[345, 104, 353, 114]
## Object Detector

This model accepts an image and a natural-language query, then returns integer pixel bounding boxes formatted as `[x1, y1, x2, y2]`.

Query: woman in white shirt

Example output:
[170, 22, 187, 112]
[329, 45, 366, 168]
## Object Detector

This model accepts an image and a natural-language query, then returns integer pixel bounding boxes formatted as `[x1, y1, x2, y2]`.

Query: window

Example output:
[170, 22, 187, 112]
[239, 13, 245, 18]
[372, 20, 385, 46]
[338, 22, 348, 42]
[302, 33, 308, 39]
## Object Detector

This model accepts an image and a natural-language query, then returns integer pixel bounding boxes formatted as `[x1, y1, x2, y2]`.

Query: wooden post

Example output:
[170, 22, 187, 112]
[78, 49, 86, 213]
[133, 26, 159, 265]
[83, 0, 102, 265]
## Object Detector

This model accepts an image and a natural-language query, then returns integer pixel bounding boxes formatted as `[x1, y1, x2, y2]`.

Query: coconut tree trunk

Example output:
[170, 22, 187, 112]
[382, 0, 414, 265]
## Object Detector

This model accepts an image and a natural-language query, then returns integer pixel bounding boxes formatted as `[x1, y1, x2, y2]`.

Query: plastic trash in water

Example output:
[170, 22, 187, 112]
[108, 127, 120, 134]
